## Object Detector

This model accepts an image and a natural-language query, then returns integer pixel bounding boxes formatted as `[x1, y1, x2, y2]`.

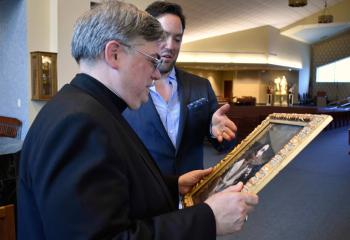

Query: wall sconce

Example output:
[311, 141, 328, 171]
[288, 0, 307, 7]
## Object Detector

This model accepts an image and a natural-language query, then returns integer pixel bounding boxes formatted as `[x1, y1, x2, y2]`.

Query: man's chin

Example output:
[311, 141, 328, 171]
[128, 97, 149, 110]
[159, 63, 175, 74]
[129, 102, 142, 110]
[138, 95, 150, 108]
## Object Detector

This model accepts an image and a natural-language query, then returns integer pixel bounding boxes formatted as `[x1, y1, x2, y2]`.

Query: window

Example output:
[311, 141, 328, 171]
[316, 56, 350, 83]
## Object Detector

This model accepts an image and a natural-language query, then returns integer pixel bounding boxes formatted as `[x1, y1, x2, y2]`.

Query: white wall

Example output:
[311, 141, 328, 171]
[56, 0, 154, 88]
[0, 0, 29, 138]
[180, 26, 310, 97]
[298, 45, 311, 96]
[267, 27, 310, 95]
[25, 0, 155, 128]
[183, 69, 299, 104]
[181, 26, 269, 53]
[222, 71, 264, 103]
[185, 69, 223, 96]
[27, 0, 52, 126]
[180, 25, 308, 69]
[125, 0, 154, 10]
[57, 0, 90, 88]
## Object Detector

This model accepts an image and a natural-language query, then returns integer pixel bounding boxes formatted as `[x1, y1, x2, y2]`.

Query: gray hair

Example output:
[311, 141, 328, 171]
[71, 0, 163, 63]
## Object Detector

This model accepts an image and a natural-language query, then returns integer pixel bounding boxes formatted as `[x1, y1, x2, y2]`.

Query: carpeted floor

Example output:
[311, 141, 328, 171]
[203, 126, 350, 240]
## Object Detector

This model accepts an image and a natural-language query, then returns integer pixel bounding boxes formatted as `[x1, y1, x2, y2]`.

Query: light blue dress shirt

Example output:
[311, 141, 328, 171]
[149, 68, 180, 148]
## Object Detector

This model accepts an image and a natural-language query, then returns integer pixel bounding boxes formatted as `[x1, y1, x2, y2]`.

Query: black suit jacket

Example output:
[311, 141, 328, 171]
[18, 74, 215, 239]
[123, 68, 235, 175]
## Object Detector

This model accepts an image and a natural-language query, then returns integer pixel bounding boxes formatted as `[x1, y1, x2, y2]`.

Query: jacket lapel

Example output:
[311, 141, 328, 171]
[145, 96, 175, 150]
[175, 69, 190, 152]
[121, 115, 176, 209]
[72, 76, 176, 208]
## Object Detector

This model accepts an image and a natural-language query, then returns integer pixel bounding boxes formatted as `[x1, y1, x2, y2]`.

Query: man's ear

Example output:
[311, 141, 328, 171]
[105, 40, 121, 69]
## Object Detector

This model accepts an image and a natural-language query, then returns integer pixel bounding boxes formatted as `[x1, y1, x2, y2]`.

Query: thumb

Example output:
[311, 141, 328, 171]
[216, 103, 230, 116]
[222, 182, 244, 193]
[193, 167, 213, 179]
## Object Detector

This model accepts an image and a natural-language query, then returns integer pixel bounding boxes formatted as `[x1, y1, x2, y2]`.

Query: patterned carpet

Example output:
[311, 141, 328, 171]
[203, 126, 350, 240]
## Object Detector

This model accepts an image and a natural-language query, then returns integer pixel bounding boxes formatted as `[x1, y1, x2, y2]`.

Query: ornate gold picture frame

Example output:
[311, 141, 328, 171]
[183, 113, 332, 207]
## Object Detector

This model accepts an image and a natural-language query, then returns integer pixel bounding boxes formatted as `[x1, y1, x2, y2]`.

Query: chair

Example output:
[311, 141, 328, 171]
[0, 116, 22, 139]
[0, 204, 16, 240]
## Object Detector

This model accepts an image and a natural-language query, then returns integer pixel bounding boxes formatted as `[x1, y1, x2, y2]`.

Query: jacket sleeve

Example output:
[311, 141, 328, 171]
[163, 174, 180, 206]
[26, 113, 216, 240]
[205, 80, 236, 153]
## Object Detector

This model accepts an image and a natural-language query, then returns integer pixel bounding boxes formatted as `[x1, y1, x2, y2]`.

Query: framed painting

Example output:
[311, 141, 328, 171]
[30, 51, 58, 100]
[183, 113, 332, 207]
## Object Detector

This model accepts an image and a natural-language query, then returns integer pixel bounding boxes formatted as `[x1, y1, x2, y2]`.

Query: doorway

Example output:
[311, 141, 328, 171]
[224, 80, 233, 100]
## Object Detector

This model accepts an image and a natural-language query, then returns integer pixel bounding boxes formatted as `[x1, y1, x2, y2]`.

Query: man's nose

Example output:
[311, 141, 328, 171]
[161, 36, 175, 49]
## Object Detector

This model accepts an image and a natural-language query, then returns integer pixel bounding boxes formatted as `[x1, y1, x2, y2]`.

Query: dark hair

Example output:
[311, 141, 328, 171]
[145, 1, 186, 30]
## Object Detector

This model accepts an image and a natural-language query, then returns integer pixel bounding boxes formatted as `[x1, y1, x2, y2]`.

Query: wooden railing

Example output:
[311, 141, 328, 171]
[224, 104, 350, 144]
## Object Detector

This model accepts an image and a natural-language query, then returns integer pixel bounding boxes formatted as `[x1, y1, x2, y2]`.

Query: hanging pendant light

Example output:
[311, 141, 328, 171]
[318, 0, 333, 23]
[288, 0, 307, 7]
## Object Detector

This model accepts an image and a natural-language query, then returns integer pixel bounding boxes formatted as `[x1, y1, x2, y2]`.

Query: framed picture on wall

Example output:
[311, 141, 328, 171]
[30, 51, 57, 100]
[183, 113, 332, 207]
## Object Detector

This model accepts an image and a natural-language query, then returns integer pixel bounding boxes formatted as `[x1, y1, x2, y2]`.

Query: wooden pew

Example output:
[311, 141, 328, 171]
[0, 204, 16, 240]
[0, 116, 22, 139]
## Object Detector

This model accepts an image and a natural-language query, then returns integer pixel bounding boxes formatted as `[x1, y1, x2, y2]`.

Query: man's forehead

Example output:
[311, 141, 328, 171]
[157, 14, 184, 34]
[164, 30, 183, 38]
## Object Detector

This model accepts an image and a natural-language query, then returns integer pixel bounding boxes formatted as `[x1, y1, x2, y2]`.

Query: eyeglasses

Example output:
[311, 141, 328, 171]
[120, 42, 163, 71]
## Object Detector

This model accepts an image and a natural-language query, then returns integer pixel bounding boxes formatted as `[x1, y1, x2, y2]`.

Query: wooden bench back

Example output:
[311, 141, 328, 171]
[0, 116, 22, 139]
[0, 204, 16, 240]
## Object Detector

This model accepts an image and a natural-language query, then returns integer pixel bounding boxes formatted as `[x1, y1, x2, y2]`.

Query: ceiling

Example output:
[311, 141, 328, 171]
[176, 62, 298, 71]
[171, 0, 347, 43]
[281, 21, 350, 43]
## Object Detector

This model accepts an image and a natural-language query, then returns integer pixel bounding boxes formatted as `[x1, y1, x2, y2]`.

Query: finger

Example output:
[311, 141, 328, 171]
[196, 167, 213, 178]
[224, 118, 237, 132]
[211, 125, 223, 138]
[244, 194, 259, 206]
[222, 129, 235, 141]
[244, 204, 257, 216]
[216, 133, 224, 142]
[244, 205, 253, 214]
[216, 103, 230, 116]
[190, 168, 213, 180]
[222, 182, 244, 192]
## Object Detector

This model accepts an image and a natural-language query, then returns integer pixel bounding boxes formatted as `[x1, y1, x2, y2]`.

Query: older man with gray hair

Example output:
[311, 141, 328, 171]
[18, 1, 258, 239]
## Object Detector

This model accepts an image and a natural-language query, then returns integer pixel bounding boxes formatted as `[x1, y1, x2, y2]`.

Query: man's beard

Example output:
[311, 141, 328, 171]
[159, 49, 177, 74]
[159, 60, 176, 74]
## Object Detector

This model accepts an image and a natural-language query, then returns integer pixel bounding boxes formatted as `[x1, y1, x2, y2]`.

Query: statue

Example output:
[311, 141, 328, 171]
[289, 84, 296, 94]
[274, 77, 281, 94]
[280, 76, 288, 95]
[266, 85, 273, 94]
[273, 76, 289, 106]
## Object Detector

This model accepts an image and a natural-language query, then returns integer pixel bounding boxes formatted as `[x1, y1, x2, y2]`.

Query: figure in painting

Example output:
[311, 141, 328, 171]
[210, 144, 271, 194]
